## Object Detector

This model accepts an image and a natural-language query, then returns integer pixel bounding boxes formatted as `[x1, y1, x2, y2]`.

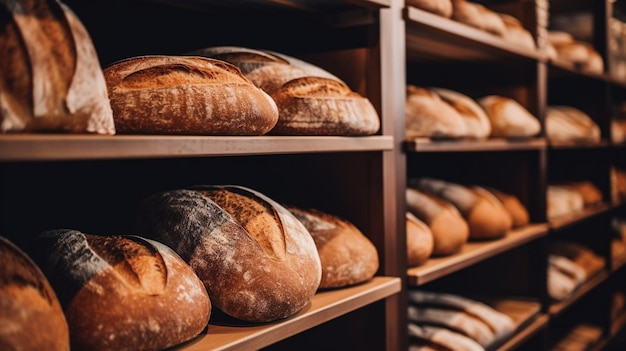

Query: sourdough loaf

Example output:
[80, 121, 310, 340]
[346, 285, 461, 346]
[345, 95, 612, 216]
[287, 206, 379, 289]
[478, 95, 541, 138]
[0, 0, 114, 134]
[0, 236, 69, 351]
[546, 106, 601, 143]
[406, 85, 468, 139]
[30, 230, 211, 351]
[431, 87, 491, 139]
[134, 185, 322, 323]
[104, 55, 279, 135]
[189, 46, 380, 136]
[406, 212, 435, 266]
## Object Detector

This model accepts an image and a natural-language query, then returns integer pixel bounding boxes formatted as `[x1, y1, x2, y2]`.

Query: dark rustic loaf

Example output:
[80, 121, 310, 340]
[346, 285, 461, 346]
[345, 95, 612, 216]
[287, 206, 379, 289]
[31, 230, 211, 351]
[0, 0, 114, 134]
[134, 185, 322, 323]
[0, 236, 69, 351]
[188, 46, 380, 136]
[104, 55, 279, 135]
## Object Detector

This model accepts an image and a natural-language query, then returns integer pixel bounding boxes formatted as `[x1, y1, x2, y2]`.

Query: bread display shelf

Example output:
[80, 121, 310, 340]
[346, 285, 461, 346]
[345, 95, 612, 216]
[407, 224, 549, 286]
[484, 298, 546, 351]
[548, 203, 614, 231]
[404, 6, 546, 63]
[0, 135, 394, 162]
[175, 276, 400, 351]
[495, 314, 549, 351]
[404, 137, 546, 153]
[548, 140, 611, 150]
[548, 269, 609, 316]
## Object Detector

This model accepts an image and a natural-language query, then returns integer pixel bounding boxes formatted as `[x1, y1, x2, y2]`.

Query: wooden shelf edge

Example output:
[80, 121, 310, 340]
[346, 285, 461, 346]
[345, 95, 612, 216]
[407, 223, 549, 286]
[548, 203, 613, 230]
[404, 137, 546, 153]
[0, 135, 394, 161]
[548, 270, 610, 316]
[177, 276, 401, 351]
[547, 139, 611, 149]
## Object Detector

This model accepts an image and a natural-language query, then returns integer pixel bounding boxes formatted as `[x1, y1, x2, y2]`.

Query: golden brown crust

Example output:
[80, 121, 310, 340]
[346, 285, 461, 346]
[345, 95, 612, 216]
[406, 212, 434, 266]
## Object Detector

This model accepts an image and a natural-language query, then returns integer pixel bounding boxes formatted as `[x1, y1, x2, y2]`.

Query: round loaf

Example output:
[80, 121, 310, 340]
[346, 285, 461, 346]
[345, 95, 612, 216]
[406, 212, 434, 266]
[406, 85, 468, 139]
[103, 55, 279, 135]
[478, 95, 541, 138]
[0, 236, 69, 351]
[189, 46, 380, 136]
[287, 206, 379, 289]
[0, 0, 114, 134]
[134, 185, 322, 323]
[31, 230, 211, 351]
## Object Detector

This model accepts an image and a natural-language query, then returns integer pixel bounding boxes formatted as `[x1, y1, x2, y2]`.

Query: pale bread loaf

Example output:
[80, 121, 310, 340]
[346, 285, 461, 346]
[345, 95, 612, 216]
[287, 206, 379, 289]
[547, 185, 585, 218]
[548, 262, 579, 301]
[407, 0, 453, 17]
[134, 185, 322, 323]
[408, 305, 496, 346]
[546, 106, 601, 143]
[104, 55, 279, 135]
[408, 323, 485, 351]
[406, 85, 468, 139]
[431, 87, 491, 139]
[477, 95, 541, 138]
[406, 212, 435, 266]
[451, 0, 506, 36]
[551, 241, 605, 278]
[189, 46, 380, 136]
[31, 230, 211, 351]
[406, 187, 469, 256]
[0, 0, 114, 134]
[561, 181, 603, 206]
[499, 13, 536, 50]
[484, 187, 530, 228]
[0, 236, 69, 351]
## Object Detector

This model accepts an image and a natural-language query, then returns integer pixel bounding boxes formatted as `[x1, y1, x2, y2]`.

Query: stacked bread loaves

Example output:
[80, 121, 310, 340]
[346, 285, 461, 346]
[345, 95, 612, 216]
[103, 55, 279, 135]
[0, 236, 69, 351]
[0, 0, 114, 134]
[188, 46, 380, 136]
[548, 240, 605, 301]
[30, 230, 211, 351]
[134, 185, 322, 323]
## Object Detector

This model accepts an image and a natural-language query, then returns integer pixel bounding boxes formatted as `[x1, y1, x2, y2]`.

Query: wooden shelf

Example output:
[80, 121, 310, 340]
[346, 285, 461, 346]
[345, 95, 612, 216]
[138, 0, 389, 14]
[0, 135, 394, 162]
[407, 224, 549, 286]
[404, 137, 546, 153]
[548, 203, 613, 231]
[547, 139, 611, 150]
[548, 270, 610, 316]
[404, 6, 546, 63]
[172, 276, 400, 351]
[486, 298, 546, 351]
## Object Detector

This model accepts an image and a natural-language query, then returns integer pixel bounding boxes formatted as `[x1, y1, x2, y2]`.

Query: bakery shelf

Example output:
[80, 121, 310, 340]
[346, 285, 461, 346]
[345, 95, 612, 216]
[404, 6, 546, 63]
[404, 137, 547, 153]
[0, 135, 394, 162]
[407, 224, 549, 286]
[486, 298, 546, 351]
[548, 269, 610, 316]
[548, 203, 614, 231]
[172, 276, 400, 351]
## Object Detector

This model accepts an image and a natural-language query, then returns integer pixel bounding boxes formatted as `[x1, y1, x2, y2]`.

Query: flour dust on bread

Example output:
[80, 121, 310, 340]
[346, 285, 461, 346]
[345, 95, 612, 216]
[0, 236, 69, 351]
[287, 206, 379, 289]
[134, 185, 322, 323]
[0, 0, 114, 134]
[104, 55, 279, 135]
[31, 230, 211, 351]
[189, 46, 380, 136]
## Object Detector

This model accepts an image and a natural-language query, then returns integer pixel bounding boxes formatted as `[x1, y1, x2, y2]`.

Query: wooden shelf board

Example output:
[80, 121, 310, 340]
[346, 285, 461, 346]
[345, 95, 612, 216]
[0, 135, 394, 161]
[548, 139, 611, 149]
[548, 270, 610, 316]
[404, 137, 546, 153]
[404, 6, 546, 63]
[483, 297, 546, 351]
[407, 224, 549, 286]
[548, 203, 613, 230]
[176, 276, 400, 351]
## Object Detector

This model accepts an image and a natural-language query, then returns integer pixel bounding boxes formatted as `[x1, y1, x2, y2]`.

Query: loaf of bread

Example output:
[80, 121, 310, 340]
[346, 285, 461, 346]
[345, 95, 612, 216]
[551, 240, 605, 278]
[0, 0, 114, 134]
[406, 85, 468, 139]
[408, 305, 496, 346]
[547, 185, 585, 218]
[499, 13, 536, 50]
[546, 106, 601, 143]
[103, 55, 279, 135]
[134, 185, 322, 323]
[189, 46, 380, 136]
[0, 236, 69, 351]
[561, 181, 603, 206]
[408, 323, 485, 351]
[407, 0, 453, 17]
[477, 96, 541, 138]
[286, 206, 379, 289]
[548, 31, 604, 74]
[410, 178, 511, 240]
[451, 0, 506, 36]
[431, 88, 491, 139]
[406, 187, 469, 256]
[484, 187, 529, 227]
[547, 260, 579, 301]
[406, 212, 435, 266]
[30, 230, 211, 351]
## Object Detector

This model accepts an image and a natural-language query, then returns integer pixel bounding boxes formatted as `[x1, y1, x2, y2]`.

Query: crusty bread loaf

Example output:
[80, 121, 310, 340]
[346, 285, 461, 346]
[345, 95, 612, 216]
[431, 87, 491, 139]
[546, 106, 601, 143]
[548, 31, 604, 73]
[478, 95, 541, 138]
[30, 230, 211, 351]
[499, 13, 536, 50]
[0, 236, 69, 351]
[407, 0, 453, 17]
[547, 185, 585, 218]
[408, 305, 496, 346]
[0, 0, 114, 134]
[286, 206, 379, 289]
[408, 323, 485, 351]
[103, 55, 279, 135]
[406, 85, 468, 139]
[189, 46, 380, 136]
[406, 212, 435, 266]
[561, 181, 603, 206]
[551, 240, 605, 278]
[484, 187, 530, 228]
[406, 187, 469, 256]
[134, 185, 322, 323]
[451, 0, 506, 36]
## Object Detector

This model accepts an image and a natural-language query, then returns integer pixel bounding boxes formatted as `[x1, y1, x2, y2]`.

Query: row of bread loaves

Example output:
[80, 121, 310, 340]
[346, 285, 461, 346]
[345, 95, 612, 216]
[547, 181, 603, 219]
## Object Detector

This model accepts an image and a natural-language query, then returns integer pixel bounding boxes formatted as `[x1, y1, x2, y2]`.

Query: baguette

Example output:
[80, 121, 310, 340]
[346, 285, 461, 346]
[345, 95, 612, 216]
[408, 305, 495, 346]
